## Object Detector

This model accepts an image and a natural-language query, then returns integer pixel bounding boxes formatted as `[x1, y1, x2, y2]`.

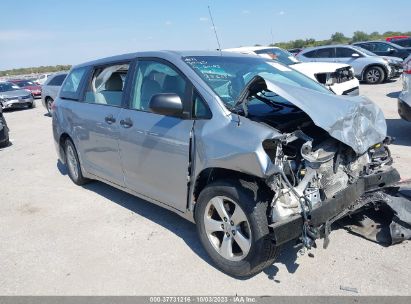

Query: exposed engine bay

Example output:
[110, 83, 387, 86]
[234, 75, 410, 249]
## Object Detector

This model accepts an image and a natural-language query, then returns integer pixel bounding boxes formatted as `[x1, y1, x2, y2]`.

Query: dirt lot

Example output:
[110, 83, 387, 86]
[0, 80, 410, 295]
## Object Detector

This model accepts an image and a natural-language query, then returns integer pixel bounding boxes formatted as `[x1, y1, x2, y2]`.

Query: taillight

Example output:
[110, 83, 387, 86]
[404, 58, 411, 74]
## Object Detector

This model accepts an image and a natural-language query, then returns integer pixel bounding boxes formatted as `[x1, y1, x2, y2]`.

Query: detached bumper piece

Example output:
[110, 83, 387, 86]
[340, 182, 411, 245]
[342, 86, 360, 96]
[269, 168, 403, 247]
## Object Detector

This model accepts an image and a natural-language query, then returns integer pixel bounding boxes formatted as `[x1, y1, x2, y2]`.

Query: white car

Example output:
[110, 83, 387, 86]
[224, 46, 360, 95]
[398, 55, 411, 121]
[35, 73, 50, 85]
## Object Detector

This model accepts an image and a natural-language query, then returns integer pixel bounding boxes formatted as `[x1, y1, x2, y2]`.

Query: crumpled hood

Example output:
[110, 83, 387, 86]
[264, 80, 387, 154]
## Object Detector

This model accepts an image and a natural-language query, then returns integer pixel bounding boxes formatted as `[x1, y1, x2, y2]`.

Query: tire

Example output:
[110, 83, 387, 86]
[364, 66, 385, 84]
[28, 101, 35, 108]
[195, 179, 280, 277]
[46, 97, 53, 116]
[64, 139, 88, 185]
[0, 138, 9, 148]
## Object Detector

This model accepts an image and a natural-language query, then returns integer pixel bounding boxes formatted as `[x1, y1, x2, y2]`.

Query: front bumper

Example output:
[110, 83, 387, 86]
[329, 78, 360, 96]
[269, 167, 401, 246]
[398, 98, 411, 121]
[389, 63, 403, 79]
[1, 97, 34, 109]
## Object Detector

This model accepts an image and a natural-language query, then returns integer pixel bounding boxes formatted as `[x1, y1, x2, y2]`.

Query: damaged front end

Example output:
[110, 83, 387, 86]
[236, 76, 409, 249]
[265, 132, 400, 248]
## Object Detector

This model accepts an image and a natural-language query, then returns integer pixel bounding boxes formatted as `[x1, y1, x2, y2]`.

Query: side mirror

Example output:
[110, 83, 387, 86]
[388, 48, 396, 54]
[149, 93, 184, 117]
[351, 53, 360, 58]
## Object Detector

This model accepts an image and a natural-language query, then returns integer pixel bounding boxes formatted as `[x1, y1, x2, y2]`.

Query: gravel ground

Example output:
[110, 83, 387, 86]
[0, 80, 410, 296]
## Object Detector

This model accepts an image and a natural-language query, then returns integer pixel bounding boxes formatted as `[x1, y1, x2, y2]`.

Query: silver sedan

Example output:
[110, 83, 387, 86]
[0, 82, 35, 110]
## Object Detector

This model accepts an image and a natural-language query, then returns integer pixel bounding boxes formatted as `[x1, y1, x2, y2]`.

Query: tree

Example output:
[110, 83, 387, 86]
[331, 32, 348, 43]
[352, 31, 369, 42]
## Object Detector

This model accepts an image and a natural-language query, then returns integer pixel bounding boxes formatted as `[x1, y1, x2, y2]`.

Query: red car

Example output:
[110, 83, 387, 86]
[386, 35, 410, 42]
[10, 79, 42, 98]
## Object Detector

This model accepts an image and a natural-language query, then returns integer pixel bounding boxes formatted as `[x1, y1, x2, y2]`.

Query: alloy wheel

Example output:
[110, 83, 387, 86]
[203, 196, 251, 261]
[366, 68, 381, 83]
[66, 144, 79, 180]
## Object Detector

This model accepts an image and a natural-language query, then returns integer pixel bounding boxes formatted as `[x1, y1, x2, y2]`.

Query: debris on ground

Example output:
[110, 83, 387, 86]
[340, 285, 359, 293]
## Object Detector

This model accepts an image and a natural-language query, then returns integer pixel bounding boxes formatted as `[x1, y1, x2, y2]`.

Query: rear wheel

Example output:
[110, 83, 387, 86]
[195, 179, 280, 277]
[364, 66, 385, 84]
[46, 97, 53, 116]
[64, 139, 88, 185]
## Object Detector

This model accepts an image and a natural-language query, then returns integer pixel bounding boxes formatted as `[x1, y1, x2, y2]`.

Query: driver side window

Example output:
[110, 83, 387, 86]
[131, 60, 187, 111]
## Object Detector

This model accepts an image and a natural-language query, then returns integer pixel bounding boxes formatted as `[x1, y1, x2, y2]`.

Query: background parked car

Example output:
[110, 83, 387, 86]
[10, 79, 42, 98]
[353, 41, 411, 59]
[224, 46, 359, 95]
[0, 82, 35, 110]
[398, 55, 411, 121]
[41, 72, 67, 115]
[386, 35, 410, 42]
[391, 38, 411, 48]
[297, 45, 398, 84]
[34, 73, 50, 85]
[287, 48, 303, 56]
[0, 107, 9, 147]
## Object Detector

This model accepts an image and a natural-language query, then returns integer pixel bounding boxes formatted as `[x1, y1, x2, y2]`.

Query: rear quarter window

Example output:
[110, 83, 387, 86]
[59, 67, 87, 100]
[303, 50, 317, 58]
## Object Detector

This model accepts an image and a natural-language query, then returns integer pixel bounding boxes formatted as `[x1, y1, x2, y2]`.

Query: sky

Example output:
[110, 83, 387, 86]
[1, 0, 410, 70]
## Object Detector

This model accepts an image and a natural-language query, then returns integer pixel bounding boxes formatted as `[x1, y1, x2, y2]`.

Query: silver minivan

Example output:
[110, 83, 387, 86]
[53, 51, 402, 277]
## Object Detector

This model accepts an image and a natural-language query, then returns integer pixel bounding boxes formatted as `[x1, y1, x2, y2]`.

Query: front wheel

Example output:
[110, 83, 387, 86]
[195, 179, 280, 277]
[364, 66, 385, 84]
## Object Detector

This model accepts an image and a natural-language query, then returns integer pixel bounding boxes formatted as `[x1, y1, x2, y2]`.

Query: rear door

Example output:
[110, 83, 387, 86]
[313, 47, 336, 63]
[118, 58, 194, 211]
[62, 63, 130, 186]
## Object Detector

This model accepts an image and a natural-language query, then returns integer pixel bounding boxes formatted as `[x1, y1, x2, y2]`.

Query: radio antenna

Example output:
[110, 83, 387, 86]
[208, 6, 222, 53]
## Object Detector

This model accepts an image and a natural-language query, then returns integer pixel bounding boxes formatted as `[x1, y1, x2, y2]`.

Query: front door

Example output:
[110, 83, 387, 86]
[118, 59, 194, 211]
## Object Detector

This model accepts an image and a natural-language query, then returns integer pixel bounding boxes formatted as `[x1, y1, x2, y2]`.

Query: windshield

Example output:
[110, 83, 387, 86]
[352, 45, 377, 57]
[0, 82, 20, 92]
[254, 48, 300, 66]
[183, 56, 331, 109]
[15, 80, 35, 87]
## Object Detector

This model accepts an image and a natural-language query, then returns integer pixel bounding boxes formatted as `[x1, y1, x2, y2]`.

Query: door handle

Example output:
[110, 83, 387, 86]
[105, 114, 116, 124]
[120, 118, 133, 128]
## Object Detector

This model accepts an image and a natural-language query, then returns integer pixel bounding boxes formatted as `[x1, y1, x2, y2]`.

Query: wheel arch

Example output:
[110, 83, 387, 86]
[58, 132, 72, 164]
[192, 167, 273, 218]
[361, 64, 389, 81]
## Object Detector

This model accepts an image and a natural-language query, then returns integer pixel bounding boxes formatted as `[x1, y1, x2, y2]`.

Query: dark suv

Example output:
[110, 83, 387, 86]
[353, 41, 411, 59]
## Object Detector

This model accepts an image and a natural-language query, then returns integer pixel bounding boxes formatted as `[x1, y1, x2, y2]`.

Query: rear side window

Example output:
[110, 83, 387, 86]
[60, 68, 87, 100]
[84, 63, 130, 107]
[47, 74, 67, 86]
[336, 47, 359, 58]
[303, 50, 317, 58]
[356, 43, 373, 51]
[316, 48, 335, 58]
